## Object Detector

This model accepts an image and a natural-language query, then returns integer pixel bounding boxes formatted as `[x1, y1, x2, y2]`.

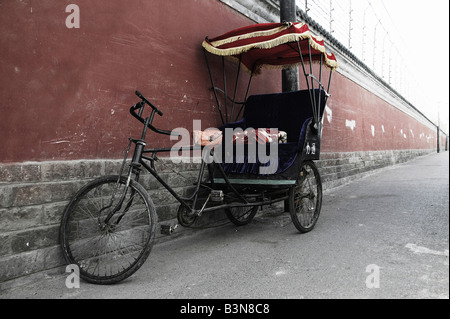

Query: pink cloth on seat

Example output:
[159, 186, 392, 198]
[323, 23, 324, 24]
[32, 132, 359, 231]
[193, 128, 286, 146]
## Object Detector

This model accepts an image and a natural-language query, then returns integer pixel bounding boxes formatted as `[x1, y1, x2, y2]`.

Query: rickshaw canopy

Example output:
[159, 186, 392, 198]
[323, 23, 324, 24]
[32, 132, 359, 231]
[202, 22, 338, 74]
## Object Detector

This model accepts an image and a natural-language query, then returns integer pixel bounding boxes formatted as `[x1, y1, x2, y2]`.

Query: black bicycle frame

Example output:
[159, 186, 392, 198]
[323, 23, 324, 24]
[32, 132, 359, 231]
[103, 91, 293, 225]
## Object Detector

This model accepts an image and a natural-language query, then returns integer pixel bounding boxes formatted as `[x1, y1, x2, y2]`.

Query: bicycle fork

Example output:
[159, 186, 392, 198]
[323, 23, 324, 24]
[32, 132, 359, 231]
[99, 137, 144, 229]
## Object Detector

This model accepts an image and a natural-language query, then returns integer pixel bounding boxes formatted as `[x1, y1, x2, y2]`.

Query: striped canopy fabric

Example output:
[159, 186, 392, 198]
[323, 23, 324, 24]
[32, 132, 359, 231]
[202, 22, 338, 74]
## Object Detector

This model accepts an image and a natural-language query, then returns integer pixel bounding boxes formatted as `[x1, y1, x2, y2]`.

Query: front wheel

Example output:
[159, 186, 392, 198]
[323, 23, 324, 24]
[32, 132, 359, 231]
[289, 161, 322, 233]
[59, 175, 157, 285]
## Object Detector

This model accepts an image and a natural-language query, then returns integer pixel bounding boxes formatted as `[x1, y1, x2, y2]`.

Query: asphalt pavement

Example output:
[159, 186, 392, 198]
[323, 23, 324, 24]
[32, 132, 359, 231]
[1, 152, 448, 301]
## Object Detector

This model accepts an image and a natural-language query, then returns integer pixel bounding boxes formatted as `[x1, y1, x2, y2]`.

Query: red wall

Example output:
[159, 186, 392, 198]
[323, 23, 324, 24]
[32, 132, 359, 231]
[0, 0, 439, 164]
[0, 0, 280, 163]
[321, 72, 438, 152]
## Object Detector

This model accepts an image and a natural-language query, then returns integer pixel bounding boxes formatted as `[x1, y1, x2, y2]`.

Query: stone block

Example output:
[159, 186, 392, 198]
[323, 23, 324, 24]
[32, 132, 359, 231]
[0, 163, 41, 184]
[0, 205, 44, 232]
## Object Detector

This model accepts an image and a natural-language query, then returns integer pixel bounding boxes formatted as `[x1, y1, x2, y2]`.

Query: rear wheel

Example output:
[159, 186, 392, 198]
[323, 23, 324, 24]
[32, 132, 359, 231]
[225, 205, 258, 226]
[289, 161, 322, 233]
[59, 175, 157, 284]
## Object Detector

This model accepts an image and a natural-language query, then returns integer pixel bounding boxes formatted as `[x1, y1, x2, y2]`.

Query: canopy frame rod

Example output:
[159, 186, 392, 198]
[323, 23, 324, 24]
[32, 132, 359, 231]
[234, 64, 255, 122]
[203, 48, 225, 125]
[293, 40, 334, 130]
[222, 56, 228, 123]
[230, 54, 243, 122]
[308, 39, 318, 127]
[296, 40, 317, 125]
[204, 50, 256, 125]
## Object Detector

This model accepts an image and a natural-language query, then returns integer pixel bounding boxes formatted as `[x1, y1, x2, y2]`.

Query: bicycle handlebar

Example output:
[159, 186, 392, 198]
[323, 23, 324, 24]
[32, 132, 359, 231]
[130, 91, 180, 136]
[135, 90, 163, 116]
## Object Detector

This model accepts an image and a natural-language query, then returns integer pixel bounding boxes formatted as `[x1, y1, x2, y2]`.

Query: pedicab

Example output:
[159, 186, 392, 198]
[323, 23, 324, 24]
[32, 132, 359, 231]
[59, 21, 338, 284]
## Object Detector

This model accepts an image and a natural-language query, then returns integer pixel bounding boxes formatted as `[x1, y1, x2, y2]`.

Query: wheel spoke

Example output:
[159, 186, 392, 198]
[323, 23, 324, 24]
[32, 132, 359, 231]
[289, 161, 322, 233]
[60, 176, 156, 284]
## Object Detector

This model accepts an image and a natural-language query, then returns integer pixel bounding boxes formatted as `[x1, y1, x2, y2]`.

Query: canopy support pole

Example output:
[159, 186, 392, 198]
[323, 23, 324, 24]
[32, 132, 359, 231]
[222, 57, 228, 123]
[235, 65, 255, 122]
[308, 39, 318, 127]
[323, 69, 333, 114]
[230, 54, 242, 122]
[203, 49, 225, 125]
[326, 69, 333, 106]
[317, 54, 323, 133]
[297, 41, 317, 126]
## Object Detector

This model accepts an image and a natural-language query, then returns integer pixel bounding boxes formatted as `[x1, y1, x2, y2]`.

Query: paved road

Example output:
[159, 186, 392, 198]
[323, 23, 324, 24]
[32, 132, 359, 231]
[1, 152, 448, 300]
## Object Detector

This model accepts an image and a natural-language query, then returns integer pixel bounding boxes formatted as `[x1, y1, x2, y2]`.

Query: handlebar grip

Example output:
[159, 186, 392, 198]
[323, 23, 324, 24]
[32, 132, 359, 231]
[135, 90, 163, 116]
[135, 90, 143, 99]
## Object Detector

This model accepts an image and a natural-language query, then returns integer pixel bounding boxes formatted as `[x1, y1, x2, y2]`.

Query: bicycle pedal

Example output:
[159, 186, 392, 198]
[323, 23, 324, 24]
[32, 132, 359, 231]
[160, 224, 177, 235]
[210, 190, 224, 202]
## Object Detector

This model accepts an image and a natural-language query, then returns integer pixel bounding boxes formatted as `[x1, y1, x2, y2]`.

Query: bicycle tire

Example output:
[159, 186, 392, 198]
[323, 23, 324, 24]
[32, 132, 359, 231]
[225, 205, 258, 226]
[289, 161, 322, 233]
[59, 175, 157, 285]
